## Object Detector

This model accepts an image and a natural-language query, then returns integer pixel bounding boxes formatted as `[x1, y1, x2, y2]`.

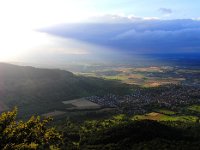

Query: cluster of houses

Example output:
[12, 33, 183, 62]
[86, 94, 119, 108]
[86, 85, 200, 115]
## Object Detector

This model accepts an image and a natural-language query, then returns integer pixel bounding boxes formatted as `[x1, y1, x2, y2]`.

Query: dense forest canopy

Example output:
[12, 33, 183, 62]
[1, 109, 200, 150]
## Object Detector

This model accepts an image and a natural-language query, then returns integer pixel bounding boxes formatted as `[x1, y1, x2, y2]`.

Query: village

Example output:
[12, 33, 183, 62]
[86, 84, 200, 115]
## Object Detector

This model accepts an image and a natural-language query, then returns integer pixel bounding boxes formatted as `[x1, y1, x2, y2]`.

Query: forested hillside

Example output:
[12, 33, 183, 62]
[1, 108, 200, 150]
[0, 63, 131, 118]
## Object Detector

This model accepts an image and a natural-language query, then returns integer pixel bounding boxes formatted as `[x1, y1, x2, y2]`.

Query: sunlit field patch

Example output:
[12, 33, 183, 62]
[155, 109, 176, 115]
[133, 112, 198, 122]
[188, 105, 200, 113]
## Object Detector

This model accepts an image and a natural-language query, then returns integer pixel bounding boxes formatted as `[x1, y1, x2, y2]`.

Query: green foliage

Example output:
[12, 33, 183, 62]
[0, 108, 62, 150]
[60, 115, 200, 150]
[188, 105, 200, 113]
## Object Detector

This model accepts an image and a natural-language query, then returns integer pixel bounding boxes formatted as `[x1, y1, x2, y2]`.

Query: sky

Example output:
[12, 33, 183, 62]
[0, 0, 200, 62]
[0, 0, 200, 29]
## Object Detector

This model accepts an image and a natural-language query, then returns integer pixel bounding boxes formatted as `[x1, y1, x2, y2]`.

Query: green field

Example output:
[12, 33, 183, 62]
[133, 112, 198, 122]
[156, 109, 177, 115]
[188, 105, 200, 113]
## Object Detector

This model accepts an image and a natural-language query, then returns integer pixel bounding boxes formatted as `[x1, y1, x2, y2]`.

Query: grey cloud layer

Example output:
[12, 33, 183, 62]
[40, 19, 200, 53]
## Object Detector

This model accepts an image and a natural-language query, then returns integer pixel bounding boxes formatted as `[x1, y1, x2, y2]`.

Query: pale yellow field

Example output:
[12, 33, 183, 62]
[42, 110, 66, 117]
[134, 67, 163, 72]
[63, 98, 101, 110]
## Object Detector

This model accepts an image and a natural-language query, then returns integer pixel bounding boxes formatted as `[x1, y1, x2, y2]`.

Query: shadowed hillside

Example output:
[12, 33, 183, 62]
[0, 63, 132, 118]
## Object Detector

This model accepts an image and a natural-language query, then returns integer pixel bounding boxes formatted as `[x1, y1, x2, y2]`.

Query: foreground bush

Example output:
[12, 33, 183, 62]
[0, 108, 62, 150]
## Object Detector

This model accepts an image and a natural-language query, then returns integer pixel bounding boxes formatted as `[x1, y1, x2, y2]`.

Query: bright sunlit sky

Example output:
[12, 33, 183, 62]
[1, 0, 200, 29]
[0, 0, 200, 61]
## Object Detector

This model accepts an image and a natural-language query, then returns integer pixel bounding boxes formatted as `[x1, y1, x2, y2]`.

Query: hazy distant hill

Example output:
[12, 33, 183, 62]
[0, 63, 131, 118]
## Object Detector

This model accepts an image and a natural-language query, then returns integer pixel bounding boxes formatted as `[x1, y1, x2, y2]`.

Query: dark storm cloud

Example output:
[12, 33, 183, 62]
[39, 19, 200, 53]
